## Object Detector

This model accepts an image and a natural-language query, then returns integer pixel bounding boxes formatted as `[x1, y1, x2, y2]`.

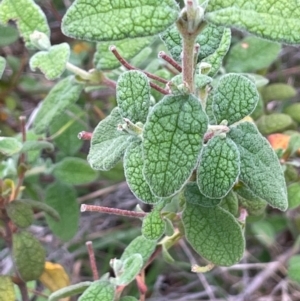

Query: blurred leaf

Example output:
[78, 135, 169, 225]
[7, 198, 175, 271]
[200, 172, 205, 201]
[0, 0, 50, 48]
[287, 183, 300, 209]
[120, 297, 138, 301]
[183, 202, 245, 266]
[261, 84, 296, 102]
[0, 56, 6, 78]
[45, 182, 79, 241]
[213, 73, 259, 125]
[0, 24, 19, 46]
[53, 157, 98, 185]
[184, 182, 221, 207]
[226, 37, 281, 73]
[197, 136, 240, 198]
[143, 94, 208, 197]
[284, 103, 300, 123]
[62, 0, 178, 41]
[48, 282, 92, 301]
[0, 137, 22, 156]
[117, 70, 151, 123]
[251, 220, 275, 247]
[256, 114, 295, 135]
[251, 95, 264, 120]
[22, 140, 54, 153]
[206, 0, 300, 44]
[94, 37, 152, 70]
[5, 200, 34, 228]
[78, 280, 115, 301]
[13, 230, 45, 281]
[87, 108, 131, 171]
[220, 190, 239, 217]
[121, 235, 156, 265]
[30, 43, 70, 80]
[115, 254, 143, 286]
[33, 76, 83, 134]
[142, 210, 165, 241]
[0, 276, 15, 301]
[39, 262, 70, 299]
[228, 122, 288, 211]
[288, 255, 300, 283]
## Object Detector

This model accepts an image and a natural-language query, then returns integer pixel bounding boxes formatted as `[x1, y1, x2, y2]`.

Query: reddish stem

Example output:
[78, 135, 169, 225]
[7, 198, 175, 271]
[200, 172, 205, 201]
[78, 131, 93, 140]
[158, 51, 182, 72]
[86, 241, 99, 280]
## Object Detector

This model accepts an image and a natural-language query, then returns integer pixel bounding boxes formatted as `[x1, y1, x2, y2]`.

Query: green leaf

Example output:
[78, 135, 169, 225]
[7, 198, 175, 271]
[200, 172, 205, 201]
[143, 94, 208, 197]
[206, 0, 300, 44]
[53, 157, 98, 185]
[202, 28, 231, 77]
[49, 105, 85, 156]
[288, 255, 300, 283]
[62, 0, 178, 42]
[33, 76, 83, 134]
[184, 182, 221, 207]
[0, 24, 19, 46]
[228, 122, 288, 211]
[29, 43, 70, 80]
[183, 202, 245, 266]
[226, 36, 281, 73]
[197, 136, 240, 199]
[117, 70, 150, 123]
[251, 220, 275, 247]
[235, 185, 267, 216]
[22, 140, 54, 153]
[261, 83, 297, 102]
[284, 103, 300, 123]
[219, 190, 239, 217]
[44, 182, 79, 241]
[213, 74, 259, 125]
[0, 276, 15, 301]
[94, 37, 152, 70]
[256, 114, 295, 135]
[124, 142, 159, 204]
[287, 183, 300, 209]
[116, 254, 143, 286]
[78, 281, 115, 301]
[48, 282, 92, 301]
[121, 235, 156, 265]
[22, 199, 60, 222]
[87, 108, 131, 171]
[0, 56, 5, 78]
[5, 200, 34, 228]
[142, 210, 165, 240]
[120, 297, 138, 301]
[0, 137, 22, 156]
[0, 0, 50, 48]
[12, 230, 45, 281]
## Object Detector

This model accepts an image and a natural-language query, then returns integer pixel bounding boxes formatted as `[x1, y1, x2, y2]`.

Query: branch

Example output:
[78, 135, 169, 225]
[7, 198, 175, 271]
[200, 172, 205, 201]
[158, 51, 182, 72]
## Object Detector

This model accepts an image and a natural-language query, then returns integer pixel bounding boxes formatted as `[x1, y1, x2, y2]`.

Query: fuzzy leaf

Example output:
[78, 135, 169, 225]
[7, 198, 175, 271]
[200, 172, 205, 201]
[30, 43, 70, 80]
[0, 276, 15, 301]
[262, 84, 297, 102]
[45, 182, 79, 241]
[226, 37, 281, 73]
[183, 202, 245, 266]
[184, 182, 221, 207]
[220, 190, 239, 217]
[53, 157, 98, 185]
[49, 282, 92, 301]
[33, 76, 83, 134]
[94, 37, 152, 70]
[121, 235, 156, 265]
[206, 0, 300, 44]
[117, 70, 151, 123]
[143, 94, 208, 197]
[0, 56, 5, 78]
[62, 0, 178, 42]
[87, 108, 131, 171]
[256, 114, 294, 135]
[0, 137, 22, 156]
[213, 74, 259, 125]
[116, 254, 143, 286]
[287, 183, 300, 209]
[5, 200, 34, 228]
[13, 231, 45, 281]
[0, 0, 50, 48]
[142, 210, 165, 240]
[78, 281, 115, 301]
[197, 136, 240, 199]
[124, 142, 159, 204]
[228, 122, 288, 211]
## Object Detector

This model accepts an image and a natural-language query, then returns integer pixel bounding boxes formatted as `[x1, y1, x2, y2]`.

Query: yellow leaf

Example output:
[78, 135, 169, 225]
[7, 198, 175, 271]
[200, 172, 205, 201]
[0, 276, 15, 301]
[39, 262, 70, 301]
